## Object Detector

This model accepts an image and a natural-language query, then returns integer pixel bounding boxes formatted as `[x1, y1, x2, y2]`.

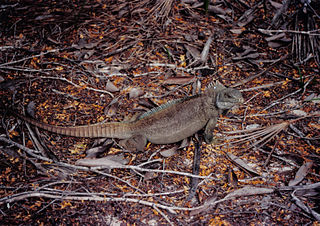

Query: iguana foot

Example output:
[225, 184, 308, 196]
[204, 133, 214, 143]
[119, 135, 147, 152]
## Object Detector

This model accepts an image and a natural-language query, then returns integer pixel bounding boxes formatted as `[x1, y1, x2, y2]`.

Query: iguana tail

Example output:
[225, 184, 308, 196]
[13, 112, 133, 139]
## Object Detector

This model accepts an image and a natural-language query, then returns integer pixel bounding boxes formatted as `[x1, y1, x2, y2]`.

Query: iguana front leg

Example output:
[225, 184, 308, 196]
[204, 118, 217, 143]
[119, 134, 147, 152]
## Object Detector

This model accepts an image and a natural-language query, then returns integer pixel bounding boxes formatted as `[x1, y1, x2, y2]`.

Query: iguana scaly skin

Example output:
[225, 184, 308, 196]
[14, 83, 243, 151]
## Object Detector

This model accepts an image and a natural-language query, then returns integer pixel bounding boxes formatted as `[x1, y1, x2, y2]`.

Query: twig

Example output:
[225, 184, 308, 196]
[278, 182, 320, 191]
[91, 165, 216, 179]
[0, 189, 232, 213]
[153, 205, 174, 226]
[201, 35, 213, 63]
[91, 169, 145, 194]
[38, 76, 114, 97]
[0, 135, 216, 180]
[259, 28, 320, 36]
[123, 189, 185, 197]
[0, 191, 174, 214]
[232, 55, 287, 88]
[261, 88, 302, 112]
[269, 0, 290, 28]
[263, 138, 280, 168]
[241, 81, 284, 92]
[0, 184, 290, 214]
[243, 111, 288, 118]
[105, 42, 136, 57]
[258, 148, 299, 168]
[186, 138, 201, 201]
[137, 159, 163, 167]
[0, 135, 53, 162]
[0, 66, 54, 72]
[292, 190, 320, 221]
[0, 49, 59, 67]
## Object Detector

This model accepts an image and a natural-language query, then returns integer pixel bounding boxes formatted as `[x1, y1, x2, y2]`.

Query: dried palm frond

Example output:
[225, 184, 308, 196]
[149, 0, 173, 23]
[221, 122, 289, 148]
[292, 1, 320, 67]
[268, 0, 320, 66]
[219, 113, 320, 149]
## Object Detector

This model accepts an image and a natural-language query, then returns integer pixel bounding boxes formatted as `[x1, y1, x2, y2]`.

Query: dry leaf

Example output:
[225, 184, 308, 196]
[230, 28, 244, 34]
[289, 161, 313, 186]
[228, 168, 238, 187]
[226, 152, 260, 176]
[76, 157, 125, 168]
[104, 104, 118, 117]
[160, 147, 178, 157]
[184, 44, 201, 59]
[105, 81, 119, 92]
[224, 186, 274, 199]
[291, 110, 307, 117]
[129, 88, 144, 98]
[269, 0, 283, 9]
[163, 76, 195, 85]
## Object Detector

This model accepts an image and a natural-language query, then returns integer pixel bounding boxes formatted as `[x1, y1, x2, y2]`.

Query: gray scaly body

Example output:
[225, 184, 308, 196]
[14, 82, 244, 151]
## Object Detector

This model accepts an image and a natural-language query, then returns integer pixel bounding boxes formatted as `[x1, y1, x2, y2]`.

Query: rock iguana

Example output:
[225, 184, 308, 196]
[13, 82, 244, 151]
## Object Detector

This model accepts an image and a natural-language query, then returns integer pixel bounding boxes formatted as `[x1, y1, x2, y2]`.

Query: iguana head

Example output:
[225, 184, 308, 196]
[207, 81, 244, 109]
[216, 88, 244, 110]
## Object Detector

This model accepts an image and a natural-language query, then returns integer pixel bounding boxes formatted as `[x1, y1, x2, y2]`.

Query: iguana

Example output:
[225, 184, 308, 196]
[12, 82, 243, 151]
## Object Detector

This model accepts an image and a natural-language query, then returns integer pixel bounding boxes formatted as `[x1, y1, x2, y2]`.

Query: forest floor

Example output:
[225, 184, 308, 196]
[0, 0, 319, 225]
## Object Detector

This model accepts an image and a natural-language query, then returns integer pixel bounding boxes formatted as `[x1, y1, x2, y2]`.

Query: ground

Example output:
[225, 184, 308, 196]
[0, 0, 319, 225]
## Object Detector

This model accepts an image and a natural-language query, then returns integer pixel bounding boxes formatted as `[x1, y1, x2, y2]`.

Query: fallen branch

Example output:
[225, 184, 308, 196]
[0, 49, 59, 67]
[259, 28, 320, 36]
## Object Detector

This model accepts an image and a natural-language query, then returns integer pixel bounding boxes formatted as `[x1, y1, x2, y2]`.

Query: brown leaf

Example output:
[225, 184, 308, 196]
[289, 161, 313, 186]
[105, 81, 119, 92]
[228, 168, 238, 187]
[266, 33, 291, 48]
[76, 155, 128, 168]
[106, 153, 129, 165]
[85, 140, 113, 158]
[230, 28, 245, 35]
[129, 88, 144, 99]
[269, 0, 283, 9]
[184, 44, 201, 60]
[179, 138, 190, 149]
[104, 102, 119, 117]
[237, 15, 255, 27]
[224, 186, 274, 199]
[163, 76, 195, 85]
[144, 172, 159, 180]
[208, 5, 227, 15]
[267, 41, 283, 48]
[190, 196, 217, 216]
[138, 99, 158, 109]
[226, 152, 260, 176]
[160, 147, 178, 157]
[265, 33, 285, 42]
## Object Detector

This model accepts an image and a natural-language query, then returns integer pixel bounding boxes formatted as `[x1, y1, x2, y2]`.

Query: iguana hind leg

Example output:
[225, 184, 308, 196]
[119, 134, 147, 152]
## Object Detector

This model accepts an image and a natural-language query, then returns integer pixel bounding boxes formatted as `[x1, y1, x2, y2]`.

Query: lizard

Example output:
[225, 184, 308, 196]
[11, 82, 244, 152]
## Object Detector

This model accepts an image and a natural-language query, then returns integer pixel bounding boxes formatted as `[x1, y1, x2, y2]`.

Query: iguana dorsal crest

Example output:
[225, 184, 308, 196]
[137, 94, 201, 120]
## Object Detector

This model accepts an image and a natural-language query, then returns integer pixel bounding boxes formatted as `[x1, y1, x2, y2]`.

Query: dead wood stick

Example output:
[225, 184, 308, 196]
[232, 54, 287, 88]
[259, 28, 320, 36]
[186, 139, 201, 201]
[0, 49, 59, 67]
